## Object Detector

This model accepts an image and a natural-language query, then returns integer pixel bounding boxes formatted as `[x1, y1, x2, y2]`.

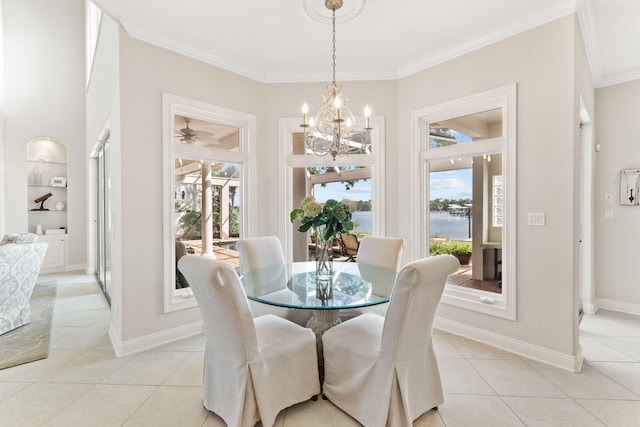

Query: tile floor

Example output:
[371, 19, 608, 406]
[1, 271, 639, 426]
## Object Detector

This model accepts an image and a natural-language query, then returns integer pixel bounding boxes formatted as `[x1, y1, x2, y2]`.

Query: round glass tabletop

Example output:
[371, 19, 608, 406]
[241, 261, 397, 310]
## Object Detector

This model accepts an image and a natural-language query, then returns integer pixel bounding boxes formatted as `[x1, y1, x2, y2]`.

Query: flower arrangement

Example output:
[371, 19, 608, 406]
[290, 196, 354, 241]
[291, 196, 353, 300]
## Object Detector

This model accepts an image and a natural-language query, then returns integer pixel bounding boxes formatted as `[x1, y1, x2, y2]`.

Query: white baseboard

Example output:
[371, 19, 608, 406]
[109, 320, 204, 357]
[596, 298, 640, 316]
[434, 316, 583, 373]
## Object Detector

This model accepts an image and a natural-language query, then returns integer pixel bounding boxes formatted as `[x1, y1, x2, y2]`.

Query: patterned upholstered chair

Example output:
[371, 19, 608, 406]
[0, 233, 48, 335]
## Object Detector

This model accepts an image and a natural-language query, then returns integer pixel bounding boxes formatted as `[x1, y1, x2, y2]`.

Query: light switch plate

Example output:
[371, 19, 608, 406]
[605, 210, 614, 219]
[528, 212, 545, 226]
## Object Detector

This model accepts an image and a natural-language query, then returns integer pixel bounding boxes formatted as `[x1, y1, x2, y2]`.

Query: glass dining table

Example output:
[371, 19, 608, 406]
[240, 261, 398, 337]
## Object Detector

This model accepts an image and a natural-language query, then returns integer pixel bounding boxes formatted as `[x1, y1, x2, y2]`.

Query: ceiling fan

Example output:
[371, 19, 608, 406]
[175, 117, 218, 145]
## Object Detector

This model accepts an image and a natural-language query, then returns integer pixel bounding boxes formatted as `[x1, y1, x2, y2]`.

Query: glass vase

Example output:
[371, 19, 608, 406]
[315, 228, 333, 301]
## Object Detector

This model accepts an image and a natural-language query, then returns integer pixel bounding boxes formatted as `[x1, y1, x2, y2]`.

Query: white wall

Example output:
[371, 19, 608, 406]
[3, 0, 86, 268]
[85, 12, 123, 340]
[594, 79, 640, 313]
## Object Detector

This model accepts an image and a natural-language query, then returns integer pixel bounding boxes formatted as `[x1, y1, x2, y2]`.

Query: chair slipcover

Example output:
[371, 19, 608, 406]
[322, 255, 459, 427]
[179, 255, 320, 427]
[356, 236, 406, 270]
[343, 236, 406, 318]
[236, 236, 311, 325]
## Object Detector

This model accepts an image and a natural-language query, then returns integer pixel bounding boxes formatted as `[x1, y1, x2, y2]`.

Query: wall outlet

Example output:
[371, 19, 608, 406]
[605, 210, 614, 219]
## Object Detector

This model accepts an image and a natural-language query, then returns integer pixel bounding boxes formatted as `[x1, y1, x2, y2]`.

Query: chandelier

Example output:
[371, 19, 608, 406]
[300, 0, 371, 160]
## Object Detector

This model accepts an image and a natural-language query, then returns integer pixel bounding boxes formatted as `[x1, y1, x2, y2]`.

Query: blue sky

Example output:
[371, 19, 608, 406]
[313, 180, 372, 203]
[430, 169, 472, 200]
[312, 168, 473, 202]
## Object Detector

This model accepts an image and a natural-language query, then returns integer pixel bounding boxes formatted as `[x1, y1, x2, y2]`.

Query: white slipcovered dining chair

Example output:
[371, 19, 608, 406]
[342, 236, 406, 319]
[236, 236, 311, 325]
[356, 236, 406, 270]
[179, 255, 320, 427]
[322, 255, 459, 427]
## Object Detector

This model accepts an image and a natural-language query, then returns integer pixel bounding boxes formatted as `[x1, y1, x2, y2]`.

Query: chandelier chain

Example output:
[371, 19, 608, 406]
[331, 8, 337, 86]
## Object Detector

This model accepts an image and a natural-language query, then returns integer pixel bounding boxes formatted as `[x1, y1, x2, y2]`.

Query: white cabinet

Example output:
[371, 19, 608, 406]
[39, 234, 68, 272]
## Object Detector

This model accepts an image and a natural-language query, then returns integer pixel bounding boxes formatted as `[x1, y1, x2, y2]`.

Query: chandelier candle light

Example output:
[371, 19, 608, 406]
[301, 0, 372, 160]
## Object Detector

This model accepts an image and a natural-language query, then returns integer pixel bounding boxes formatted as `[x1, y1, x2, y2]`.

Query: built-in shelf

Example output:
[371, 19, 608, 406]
[28, 139, 68, 272]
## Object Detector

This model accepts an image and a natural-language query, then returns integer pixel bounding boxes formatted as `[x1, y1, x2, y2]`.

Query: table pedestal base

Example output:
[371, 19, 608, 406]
[306, 309, 341, 386]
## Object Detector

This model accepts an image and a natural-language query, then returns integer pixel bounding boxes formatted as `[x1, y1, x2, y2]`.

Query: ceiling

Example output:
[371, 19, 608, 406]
[94, 0, 639, 88]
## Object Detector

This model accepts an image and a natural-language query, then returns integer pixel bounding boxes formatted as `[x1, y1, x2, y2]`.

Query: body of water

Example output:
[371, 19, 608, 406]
[430, 211, 471, 240]
[352, 211, 471, 240]
[351, 211, 372, 234]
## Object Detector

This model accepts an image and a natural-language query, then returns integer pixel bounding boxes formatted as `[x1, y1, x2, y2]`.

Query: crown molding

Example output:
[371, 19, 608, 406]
[120, 19, 268, 83]
[398, 0, 577, 78]
[576, 0, 604, 86]
[596, 69, 640, 89]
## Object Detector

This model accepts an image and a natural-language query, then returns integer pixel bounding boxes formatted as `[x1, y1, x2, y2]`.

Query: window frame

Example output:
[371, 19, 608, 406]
[278, 117, 386, 262]
[412, 84, 517, 320]
[162, 93, 256, 312]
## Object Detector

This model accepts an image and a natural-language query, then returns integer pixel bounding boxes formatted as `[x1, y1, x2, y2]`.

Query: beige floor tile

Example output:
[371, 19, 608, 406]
[576, 399, 640, 427]
[588, 361, 640, 395]
[596, 337, 640, 361]
[283, 398, 361, 426]
[502, 396, 606, 427]
[433, 331, 464, 358]
[526, 361, 638, 399]
[438, 394, 525, 427]
[439, 358, 495, 395]
[101, 351, 191, 385]
[0, 382, 92, 426]
[446, 334, 521, 360]
[123, 385, 209, 426]
[0, 382, 30, 401]
[52, 308, 110, 328]
[46, 350, 132, 384]
[42, 384, 156, 427]
[469, 359, 566, 397]
[162, 352, 204, 386]
[0, 349, 83, 382]
[153, 333, 206, 352]
[580, 337, 637, 362]
[49, 326, 112, 351]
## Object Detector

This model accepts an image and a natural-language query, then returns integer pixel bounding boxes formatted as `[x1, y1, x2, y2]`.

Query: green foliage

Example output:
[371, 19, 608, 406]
[291, 197, 354, 241]
[429, 239, 472, 255]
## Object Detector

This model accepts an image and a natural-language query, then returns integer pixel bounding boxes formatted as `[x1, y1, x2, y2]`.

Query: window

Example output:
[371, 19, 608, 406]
[278, 117, 385, 262]
[413, 84, 516, 320]
[86, 1, 103, 86]
[163, 94, 256, 312]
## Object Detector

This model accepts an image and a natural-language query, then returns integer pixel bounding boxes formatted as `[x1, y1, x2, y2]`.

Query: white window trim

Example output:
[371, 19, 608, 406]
[162, 93, 257, 312]
[411, 84, 517, 320]
[278, 117, 386, 262]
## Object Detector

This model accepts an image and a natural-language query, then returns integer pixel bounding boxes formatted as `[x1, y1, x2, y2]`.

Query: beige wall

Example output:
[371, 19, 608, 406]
[11, 1, 633, 364]
[91, 15, 588, 359]
[398, 15, 580, 356]
[594, 79, 640, 309]
[116, 33, 267, 341]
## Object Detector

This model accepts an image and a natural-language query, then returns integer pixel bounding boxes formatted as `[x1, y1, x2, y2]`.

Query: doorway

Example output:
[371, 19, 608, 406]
[93, 136, 111, 303]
